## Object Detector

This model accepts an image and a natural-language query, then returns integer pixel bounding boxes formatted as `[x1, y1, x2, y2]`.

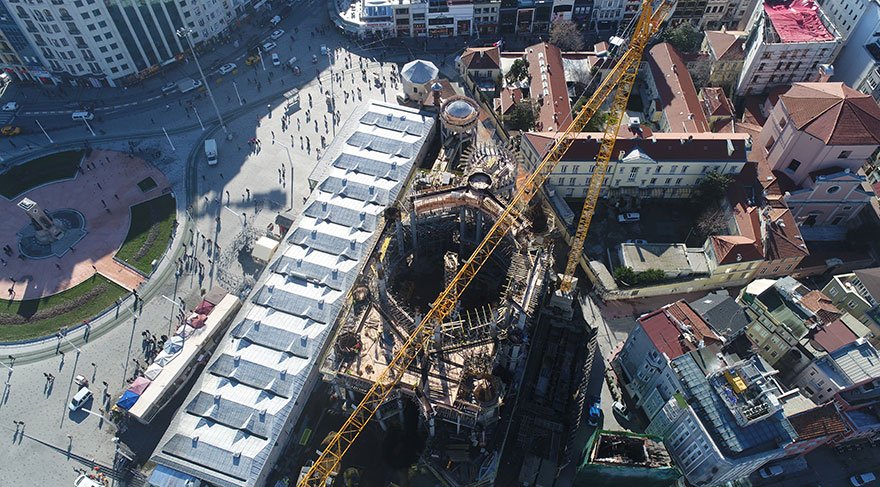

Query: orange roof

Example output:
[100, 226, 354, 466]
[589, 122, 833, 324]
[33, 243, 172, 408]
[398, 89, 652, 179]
[701, 87, 734, 118]
[704, 30, 745, 61]
[646, 43, 710, 133]
[639, 300, 724, 360]
[801, 290, 841, 323]
[780, 82, 880, 145]
[494, 87, 524, 116]
[460, 46, 501, 71]
[789, 403, 850, 440]
[525, 42, 572, 132]
[711, 235, 765, 265]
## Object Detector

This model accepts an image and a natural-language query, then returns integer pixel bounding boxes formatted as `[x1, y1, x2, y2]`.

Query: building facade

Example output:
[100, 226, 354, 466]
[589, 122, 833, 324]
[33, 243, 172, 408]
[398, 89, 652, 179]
[701, 30, 745, 90]
[521, 131, 750, 199]
[828, 0, 880, 101]
[823, 268, 880, 337]
[790, 338, 880, 404]
[782, 168, 874, 227]
[0, 0, 235, 86]
[736, 0, 841, 96]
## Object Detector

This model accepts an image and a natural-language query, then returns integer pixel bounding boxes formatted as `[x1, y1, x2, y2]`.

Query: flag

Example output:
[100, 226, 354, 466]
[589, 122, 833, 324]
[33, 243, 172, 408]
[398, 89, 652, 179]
[493, 40, 503, 48]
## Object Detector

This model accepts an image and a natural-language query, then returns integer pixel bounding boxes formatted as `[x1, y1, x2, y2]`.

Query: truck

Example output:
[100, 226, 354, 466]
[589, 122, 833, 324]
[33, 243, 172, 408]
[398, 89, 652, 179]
[177, 77, 203, 93]
[205, 138, 218, 166]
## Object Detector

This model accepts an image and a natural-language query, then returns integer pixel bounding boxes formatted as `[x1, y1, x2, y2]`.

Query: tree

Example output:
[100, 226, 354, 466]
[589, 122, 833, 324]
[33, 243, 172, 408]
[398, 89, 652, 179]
[695, 206, 729, 239]
[691, 171, 733, 207]
[507, 101, 537, 131]
[550, 20, 585, 52]
[661, 22, 702, 54]
[506, 59, 529, 85]
[614, 266, 638, 285]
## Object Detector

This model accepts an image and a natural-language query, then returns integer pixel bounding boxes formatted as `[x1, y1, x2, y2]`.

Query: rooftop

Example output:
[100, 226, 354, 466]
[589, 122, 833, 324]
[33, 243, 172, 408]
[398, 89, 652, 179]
[779, 83, 880, 145]
[150, 102, 435, 487]
[788, 402, 850, 440]
[619, 243, 704, 276]
[830, 338, 880, 385]
[853, 267, 880, 299]
[689, 291, 751, 338]
[808, 317, 858, 353]
[753, 284, 812, 339]
[673, 352, 797, 457]
[459, 46, 501, 71]
[704, 30, 745, 61]
[763, 0, 836, 43]
[645, 43, 710, 133]
[524, 42, 572, 132]
[639, 300, 724, 361]
[523, 131, 750, 163]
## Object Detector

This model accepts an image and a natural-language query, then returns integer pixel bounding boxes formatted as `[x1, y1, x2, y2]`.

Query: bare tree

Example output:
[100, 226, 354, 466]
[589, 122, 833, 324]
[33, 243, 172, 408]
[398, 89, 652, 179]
[696, 206, 729, 238]
[550, 20, 585, 52]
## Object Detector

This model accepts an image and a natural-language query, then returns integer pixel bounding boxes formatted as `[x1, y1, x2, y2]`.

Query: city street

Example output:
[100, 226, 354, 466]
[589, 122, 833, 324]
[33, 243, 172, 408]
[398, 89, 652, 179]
[0, 3, 465, 484]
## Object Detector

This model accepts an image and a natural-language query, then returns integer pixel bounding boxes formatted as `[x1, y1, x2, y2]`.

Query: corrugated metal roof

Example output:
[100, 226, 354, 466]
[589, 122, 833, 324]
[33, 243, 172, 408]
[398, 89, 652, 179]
[152, 101, 435, 487]
[831, 338, 880, 384]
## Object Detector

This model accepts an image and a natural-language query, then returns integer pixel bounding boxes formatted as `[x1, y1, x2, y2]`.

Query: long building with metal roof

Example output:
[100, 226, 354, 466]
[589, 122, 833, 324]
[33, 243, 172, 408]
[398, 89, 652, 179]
[149, 101, 436, 487]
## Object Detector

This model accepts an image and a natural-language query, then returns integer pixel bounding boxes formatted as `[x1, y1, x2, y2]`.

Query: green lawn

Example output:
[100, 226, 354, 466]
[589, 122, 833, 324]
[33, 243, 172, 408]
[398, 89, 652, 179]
[115, 193, 176, 275]
[0, 274, 127, 342]
[0, 150, 85, 199]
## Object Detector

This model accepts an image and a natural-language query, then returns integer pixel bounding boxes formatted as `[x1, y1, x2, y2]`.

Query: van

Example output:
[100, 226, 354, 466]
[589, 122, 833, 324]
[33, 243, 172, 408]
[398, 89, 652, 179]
[68, 387, 92, 411]
[71, 111, 94, 121]
[205, 138, 218, 166]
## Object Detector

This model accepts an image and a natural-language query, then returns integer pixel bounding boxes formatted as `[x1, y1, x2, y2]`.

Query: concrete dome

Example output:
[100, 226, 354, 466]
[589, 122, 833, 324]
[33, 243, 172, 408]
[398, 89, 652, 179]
[401, 59, 439, 85]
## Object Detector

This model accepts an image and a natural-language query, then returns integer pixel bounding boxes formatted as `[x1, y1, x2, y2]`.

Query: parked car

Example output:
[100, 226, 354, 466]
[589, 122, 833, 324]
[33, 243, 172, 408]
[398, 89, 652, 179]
[262, 41, 277, 52]
[624, 239, 647, 244]
[612, 400, 629, 420]
[588, 396, 601, 426]
[270, 15, 281, 25]
[245, 55, 260, 66]
[617, 212, 641, 223]
[759, 465, 783, 479]
[68, 387, 93, 412]
[270, 29, 285, 40]
[272, 53, 281, 66]
[2, 101, 18, 111]
[1, 125, 21, 136]
[851, 473, 877, 486]
[320, 44, 328, 55]
[161, 81, 177, 93]
[218, 63, 237, 75]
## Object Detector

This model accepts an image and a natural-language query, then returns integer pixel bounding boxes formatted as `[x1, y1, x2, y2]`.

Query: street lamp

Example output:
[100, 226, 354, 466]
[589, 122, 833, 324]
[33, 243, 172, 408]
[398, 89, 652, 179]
[56, 330, 82, 355]
[273, 140, 296, 210]
[177, 27, 228, 135]
[192, 105, 205, 131]
[160, 294, 184, 336]
[325, 47, 336, 137]
[232, 80, 243, 106]
[223, 205, 247, 228]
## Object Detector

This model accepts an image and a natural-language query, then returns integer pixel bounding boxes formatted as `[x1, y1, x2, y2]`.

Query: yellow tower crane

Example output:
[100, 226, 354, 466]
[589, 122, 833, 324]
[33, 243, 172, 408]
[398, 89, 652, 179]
[298, 1, 671, 483]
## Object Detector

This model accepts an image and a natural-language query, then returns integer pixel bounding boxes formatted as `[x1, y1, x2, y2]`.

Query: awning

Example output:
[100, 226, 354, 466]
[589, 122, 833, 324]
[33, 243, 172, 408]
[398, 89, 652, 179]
[147, 465, 199, 487]
[116, 390, 140, 410]
[127, 376, 152, 395]
[144, 363, 163, 380]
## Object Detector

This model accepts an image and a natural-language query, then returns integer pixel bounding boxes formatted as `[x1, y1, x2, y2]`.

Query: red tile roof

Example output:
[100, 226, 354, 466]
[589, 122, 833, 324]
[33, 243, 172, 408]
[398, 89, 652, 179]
[789, 403, 850, 440]
[801, 290, 842, 323]
[780, 82, 880, 145]
[523, 131, 750, 163]
[810, 318, 858, 353]
[646, 43, 710, 133]
[460, 46, 501, 71]
[494, 86, 524, 116]
[525, 42, 572, 132]
[704, 30, 745, 61]
[711, 235, 765, 264]
[701, 87, 734, 118]
[639, 300, 723, 360]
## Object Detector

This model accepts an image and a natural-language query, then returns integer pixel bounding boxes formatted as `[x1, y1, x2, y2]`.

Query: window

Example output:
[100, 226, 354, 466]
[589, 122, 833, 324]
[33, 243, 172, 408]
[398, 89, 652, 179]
[701, 165, 709, 173]
[560, 165, 567, 173]
[787, 159, 801, 172]
[838, 150, 852, 159]
[765, 136, 775, 153]
[569, 177, 576, 185]
[676, 177, 682, 184]
[98, 20, 106, 28]
[627, 167, 638, 181]
[849, 300, 857, 309]
[829, 287, 839, 297]
[827, 185, 841, 194]
[650, 178, 656, 184]
[665, 178, 672, 184]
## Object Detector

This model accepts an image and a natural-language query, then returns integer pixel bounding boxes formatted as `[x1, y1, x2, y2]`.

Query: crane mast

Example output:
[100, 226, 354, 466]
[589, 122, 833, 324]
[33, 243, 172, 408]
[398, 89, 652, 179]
[298, 1, 670, 484]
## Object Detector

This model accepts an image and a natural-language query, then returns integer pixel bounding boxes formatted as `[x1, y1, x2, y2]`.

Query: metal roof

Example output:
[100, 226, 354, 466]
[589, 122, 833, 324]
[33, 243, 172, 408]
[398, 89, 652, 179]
[830, 338, 880, 385]
[151, 101, 435, 487]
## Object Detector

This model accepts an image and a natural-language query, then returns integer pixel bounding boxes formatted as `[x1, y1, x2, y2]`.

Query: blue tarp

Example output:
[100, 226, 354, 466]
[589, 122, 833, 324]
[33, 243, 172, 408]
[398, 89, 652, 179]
[147, 464, 199, 487]
[115, 390, 140, 410]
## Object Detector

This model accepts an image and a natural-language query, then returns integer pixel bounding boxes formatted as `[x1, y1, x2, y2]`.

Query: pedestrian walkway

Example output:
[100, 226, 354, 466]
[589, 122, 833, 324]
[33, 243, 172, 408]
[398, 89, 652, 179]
[0, 149, 168, 301]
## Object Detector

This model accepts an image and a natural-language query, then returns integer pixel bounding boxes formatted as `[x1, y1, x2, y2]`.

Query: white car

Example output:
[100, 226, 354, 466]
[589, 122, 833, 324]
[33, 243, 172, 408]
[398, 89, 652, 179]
[272, 53, 281, 66]
[218, 63, 237, 75]
[852, 473, 877, 486]
[68, 387, 93, 412]
[262, 41, 277, 52]
[270, 29, 285, 40]
[625, 239, 647, 244]
[161, 81, 177, 93]
[617, 212, 641, 223]
[759, 465, 783, 479]
[2, 101, 18, 111]
[320, 44, 328, 55]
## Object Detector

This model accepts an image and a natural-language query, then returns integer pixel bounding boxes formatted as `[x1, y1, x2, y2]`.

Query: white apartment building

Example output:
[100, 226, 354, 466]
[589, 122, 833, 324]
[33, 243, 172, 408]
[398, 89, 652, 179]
[830, 0, 880, 101]
[521, 131, 750, 199]
[1, 0, 235, 86]
[736, 0, 841, 96]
